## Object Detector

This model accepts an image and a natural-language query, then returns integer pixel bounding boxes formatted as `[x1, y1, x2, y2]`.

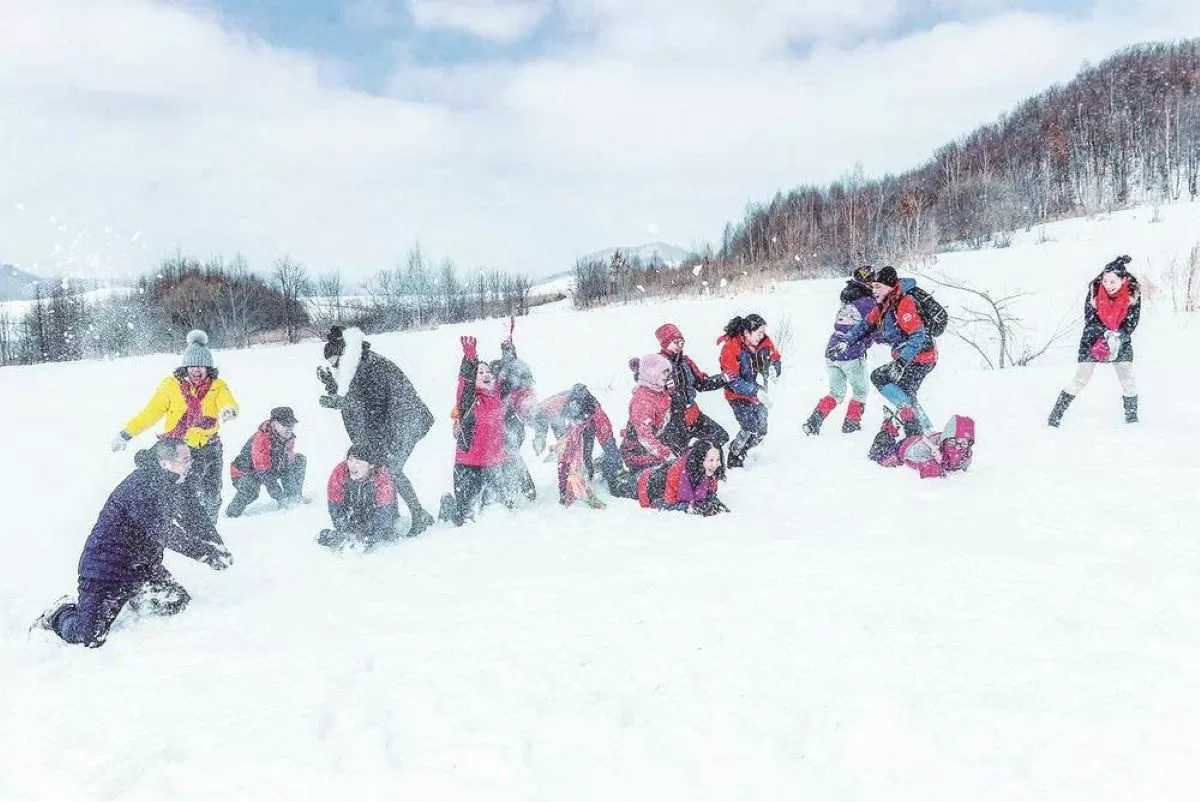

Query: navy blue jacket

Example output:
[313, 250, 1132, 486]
[79, 450, 227, 583]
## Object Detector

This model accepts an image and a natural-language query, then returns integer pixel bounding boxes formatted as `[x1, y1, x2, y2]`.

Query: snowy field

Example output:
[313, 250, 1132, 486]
[2, 203, 1199, 801]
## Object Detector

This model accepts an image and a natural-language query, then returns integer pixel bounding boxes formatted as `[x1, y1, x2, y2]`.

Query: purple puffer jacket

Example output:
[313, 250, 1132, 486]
[824, 282, 878, 362]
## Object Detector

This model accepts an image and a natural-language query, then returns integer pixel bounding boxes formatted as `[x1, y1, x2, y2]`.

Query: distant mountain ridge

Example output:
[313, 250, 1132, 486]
[0, 264, 47, 301]
[578, 242, 691, 268]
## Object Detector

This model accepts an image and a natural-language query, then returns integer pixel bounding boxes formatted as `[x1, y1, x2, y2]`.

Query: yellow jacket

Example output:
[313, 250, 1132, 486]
[124, 375, 240, 449]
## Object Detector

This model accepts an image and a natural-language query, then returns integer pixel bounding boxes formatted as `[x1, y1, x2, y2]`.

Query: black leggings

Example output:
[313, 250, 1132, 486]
[188, 441, 224, 524]
[451, 464, 505, 526]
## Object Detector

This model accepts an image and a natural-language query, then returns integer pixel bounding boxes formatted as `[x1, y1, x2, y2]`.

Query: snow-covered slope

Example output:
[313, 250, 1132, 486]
[2, 203, 1199, 801]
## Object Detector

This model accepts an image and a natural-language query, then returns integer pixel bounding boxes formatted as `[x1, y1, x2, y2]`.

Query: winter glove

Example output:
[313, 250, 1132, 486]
[720, 371, 738, 384]
[461, 335, 478, 360]
[202, 543, 233, 571]
[772, 360, 782, 378]
[219, 408, 238, 424]
[319, 394, 344, 409]
[317, 365, 338, 395]
[110, 432, 131, 452]
[885, 359, 909, 384]
[1103, 330, 1123, 361]
[532, 432, 547, 455]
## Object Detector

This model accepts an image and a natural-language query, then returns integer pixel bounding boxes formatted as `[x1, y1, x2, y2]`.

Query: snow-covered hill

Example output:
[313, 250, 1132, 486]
[579, 241, 691, 268]
[2, 203, 1199, 801]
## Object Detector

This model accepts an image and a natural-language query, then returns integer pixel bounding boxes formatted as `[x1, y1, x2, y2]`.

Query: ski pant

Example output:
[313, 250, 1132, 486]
[826, 357, 869, 403]
[226, 455, 308, 517]
[187, 441, 224, 525]
[728, 400, 768, 456]
[386, 439, 429, 521]
[450, 464, 505, 526]
[52, 566, 190, 648]
[663, 409, 730, 452]
[1066, 361, 1136, 396]
[872, 361, 935, 432]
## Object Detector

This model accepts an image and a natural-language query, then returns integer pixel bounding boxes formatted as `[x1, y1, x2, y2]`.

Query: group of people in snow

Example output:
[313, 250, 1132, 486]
[35, 254, 1142, 647]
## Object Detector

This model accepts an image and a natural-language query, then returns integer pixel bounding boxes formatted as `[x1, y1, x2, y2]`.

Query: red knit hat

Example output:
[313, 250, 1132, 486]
[655, 323, 684, 349]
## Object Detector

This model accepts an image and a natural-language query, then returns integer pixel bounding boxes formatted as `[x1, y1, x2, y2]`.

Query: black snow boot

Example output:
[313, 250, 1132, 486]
[802, 410, 824, 436]
[841, 418, 862, 434]
[1123, 395, 1139, 424]
[406, 509, 436, 537]
[1047, 391, 1075, 428]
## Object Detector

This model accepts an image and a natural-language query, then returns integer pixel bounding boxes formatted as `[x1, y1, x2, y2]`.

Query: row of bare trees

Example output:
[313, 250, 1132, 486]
[707, 41, 1200, 272]
[1, 245, 536, 367]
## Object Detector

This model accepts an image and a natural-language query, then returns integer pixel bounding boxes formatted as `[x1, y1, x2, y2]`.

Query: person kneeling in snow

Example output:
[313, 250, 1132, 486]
[619, 353, 677, 472]
[34, 439, 233, 647]
[226, 406, 308, 517]
[440, 335, 511, 526]
[611, 441, 729, 516]
[319, 445, 402, 550]
[533, 384, 622, 508]
[868, 410, 974, 479]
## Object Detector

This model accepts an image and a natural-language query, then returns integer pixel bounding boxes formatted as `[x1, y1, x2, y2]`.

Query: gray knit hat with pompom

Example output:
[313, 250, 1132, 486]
[180, 329, 214, 368]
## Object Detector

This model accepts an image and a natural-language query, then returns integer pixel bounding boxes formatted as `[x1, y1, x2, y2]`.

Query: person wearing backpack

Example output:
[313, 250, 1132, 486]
[1047, 255, 1142, 427]
[804, 266, 879, 435]
[834, 266, 942, 437]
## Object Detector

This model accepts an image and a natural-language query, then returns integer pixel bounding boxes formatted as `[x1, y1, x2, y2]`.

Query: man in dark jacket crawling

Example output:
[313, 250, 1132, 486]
[317, 326, 436, 536]
[34, 438, 233, 647]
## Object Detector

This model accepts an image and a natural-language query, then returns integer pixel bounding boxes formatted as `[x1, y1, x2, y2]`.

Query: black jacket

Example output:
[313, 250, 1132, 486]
[1077, 275, 1141, 362]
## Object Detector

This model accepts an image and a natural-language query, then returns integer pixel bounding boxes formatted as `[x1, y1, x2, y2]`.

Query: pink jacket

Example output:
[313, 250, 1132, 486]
[454, 358, 507, 468]
[620, 385, 673, 469]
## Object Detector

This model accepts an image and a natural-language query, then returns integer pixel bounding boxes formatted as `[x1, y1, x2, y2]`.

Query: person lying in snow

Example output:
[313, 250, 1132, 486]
[440, 335, 513, 526]
[532, 384, 622, 508]
[867, 410, 974, 479]
[619, 353, 677, 471]
[611, 440, 729, 515]
[34, 439, 233, 647]
[318, 445, 402, 550]
[225, 406, 308, 517]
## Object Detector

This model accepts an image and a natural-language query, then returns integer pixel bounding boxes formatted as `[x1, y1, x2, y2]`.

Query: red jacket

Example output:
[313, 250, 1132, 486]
[230, 422, 296, 480]
[718, 336, 761, 404]
[620, 385, 673, 469]
[454, 357, 507, 468]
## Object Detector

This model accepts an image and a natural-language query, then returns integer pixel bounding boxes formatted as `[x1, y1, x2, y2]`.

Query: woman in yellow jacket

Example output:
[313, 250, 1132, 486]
[112, 330, 240, 523]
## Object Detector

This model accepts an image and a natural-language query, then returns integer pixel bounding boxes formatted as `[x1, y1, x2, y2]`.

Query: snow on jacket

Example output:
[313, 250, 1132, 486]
[824, 282, 878, 362]
[620, 385, 674, 470]
[454, 355, 507, 468]
[78, 450, 227, 582]
[634, 448, 720, 510]
[841, 278, 938, 365]
[718, 335, 762, 404]
[327, 327, 434, 459]
[327, 461, 398, 536]
[869, 415, 974, 479]
[123, 370, 239, 450]
[663, 351, 725, 425]
[1077, 274, 1141, 362]
[534, 389, 617, 446]
[230, 421, 299, 500]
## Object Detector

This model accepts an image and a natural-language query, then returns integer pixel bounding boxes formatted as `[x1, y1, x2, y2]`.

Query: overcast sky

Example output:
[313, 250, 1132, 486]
[2, 0, 1199, 282]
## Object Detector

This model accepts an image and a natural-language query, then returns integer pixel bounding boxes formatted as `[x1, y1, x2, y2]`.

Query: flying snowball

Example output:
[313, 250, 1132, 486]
[131, 231, 142, 243]
[692, 264, 702, 276]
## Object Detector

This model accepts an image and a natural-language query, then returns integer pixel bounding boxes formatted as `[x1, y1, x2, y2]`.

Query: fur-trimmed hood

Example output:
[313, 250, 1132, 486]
[331, 327, 367, 397]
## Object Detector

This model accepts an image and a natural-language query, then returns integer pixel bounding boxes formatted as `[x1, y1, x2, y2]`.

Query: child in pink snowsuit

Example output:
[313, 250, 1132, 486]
[619, 353, 676, 471]
[443, 335, 509, 525]
[868, 412, 974, 479]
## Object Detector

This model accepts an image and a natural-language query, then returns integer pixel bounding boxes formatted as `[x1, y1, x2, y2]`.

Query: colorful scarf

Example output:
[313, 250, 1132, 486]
[162, 379, 215, 441]
[1095, 279, 1131, 331]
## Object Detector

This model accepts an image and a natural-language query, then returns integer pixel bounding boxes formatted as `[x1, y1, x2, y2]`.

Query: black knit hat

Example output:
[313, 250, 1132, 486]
[875, 266, 899, 287]
[346, 443, 383, 465]
[1103, 254, 1132, 276]
[324, 327, 346, 360]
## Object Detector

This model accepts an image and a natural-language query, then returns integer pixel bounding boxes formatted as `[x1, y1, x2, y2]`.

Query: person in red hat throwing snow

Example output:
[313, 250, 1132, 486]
[653, 323, 730, 456]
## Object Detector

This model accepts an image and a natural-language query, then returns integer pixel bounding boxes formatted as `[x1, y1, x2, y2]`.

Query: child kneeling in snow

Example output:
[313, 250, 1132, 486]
[533, 383, 623, 508]
[611, 441, 729, 516]
[868, 411, 974, 479]
[318, 445, 402, 550]
[439, 335, 511, 526]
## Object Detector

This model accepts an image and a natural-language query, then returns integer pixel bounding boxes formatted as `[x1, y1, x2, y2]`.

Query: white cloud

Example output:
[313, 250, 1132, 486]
[2, 0, 1200, 282]
[408, 0, 550, 43]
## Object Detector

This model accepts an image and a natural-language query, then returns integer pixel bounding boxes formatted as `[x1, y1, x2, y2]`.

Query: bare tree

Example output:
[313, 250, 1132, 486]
[272, 255, 312, 343]
[917, 269, 1076, 369]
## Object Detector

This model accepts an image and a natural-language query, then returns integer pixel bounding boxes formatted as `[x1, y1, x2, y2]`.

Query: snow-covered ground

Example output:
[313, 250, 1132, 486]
[2, 203, 1199, 801]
